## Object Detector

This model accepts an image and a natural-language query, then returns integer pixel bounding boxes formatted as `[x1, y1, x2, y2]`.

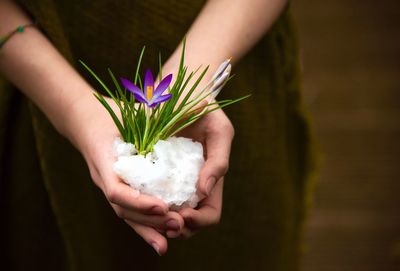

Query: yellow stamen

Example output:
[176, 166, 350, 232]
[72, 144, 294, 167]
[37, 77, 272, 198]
[146, 86, 153, 100]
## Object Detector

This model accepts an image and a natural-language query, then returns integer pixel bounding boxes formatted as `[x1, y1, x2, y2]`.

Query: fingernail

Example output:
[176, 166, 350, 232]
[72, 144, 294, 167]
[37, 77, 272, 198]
[166, 230, 180, 239]
[151, 206, 166, 215]
[151, 242, 161, 256]
[205, 177, 216, 196]
[166, 219, 180, 230]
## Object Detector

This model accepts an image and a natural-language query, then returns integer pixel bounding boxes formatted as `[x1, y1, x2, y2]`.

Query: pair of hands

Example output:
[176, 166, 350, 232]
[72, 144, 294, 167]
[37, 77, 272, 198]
[69, 91, 234, 255]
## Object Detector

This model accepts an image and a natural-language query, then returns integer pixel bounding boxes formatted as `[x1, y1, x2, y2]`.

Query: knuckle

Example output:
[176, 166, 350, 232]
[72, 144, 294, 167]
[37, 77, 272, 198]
[114, 207, 125, 218]
[216, 158, 229, 175]
[203, 205, 221, 226]
[88, 166, 105, 190]
[209, 213, 221, 226]
[106, 188, 119, 204]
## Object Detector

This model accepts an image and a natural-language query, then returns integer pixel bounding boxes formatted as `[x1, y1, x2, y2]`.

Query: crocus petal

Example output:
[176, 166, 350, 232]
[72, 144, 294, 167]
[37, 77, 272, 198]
[149, 94, 172, 107]
[133, 93, 148, 104]
[120, 77, 148, 103]
[208, 64, 231, 101]
[120, 77, 143, 95]
[210, 58, 231, 82]
[143, 69, 154, 95]
[153, 74, 172, 98]
[210, 64, 231, 92]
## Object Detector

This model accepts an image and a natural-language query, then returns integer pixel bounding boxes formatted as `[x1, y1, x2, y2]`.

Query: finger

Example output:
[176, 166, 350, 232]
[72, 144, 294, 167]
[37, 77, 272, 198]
[166, 229, 182, 239]
[125, 220, 168, 256]
[113, 205, 184, 231]
[104, 179, 169, 215]
[180, 205, 220, 229]
[180, 178, 224, 229]
[177, 226, 198, 240]
[198, 118, 233, 196]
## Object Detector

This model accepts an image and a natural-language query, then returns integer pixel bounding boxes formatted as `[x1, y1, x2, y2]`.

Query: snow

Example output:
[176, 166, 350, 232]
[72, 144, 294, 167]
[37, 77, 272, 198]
[113, 137, 204, 208]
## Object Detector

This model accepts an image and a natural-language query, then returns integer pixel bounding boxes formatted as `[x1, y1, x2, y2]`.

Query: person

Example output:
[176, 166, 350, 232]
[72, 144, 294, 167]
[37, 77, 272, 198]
[0, 0, 315, 270]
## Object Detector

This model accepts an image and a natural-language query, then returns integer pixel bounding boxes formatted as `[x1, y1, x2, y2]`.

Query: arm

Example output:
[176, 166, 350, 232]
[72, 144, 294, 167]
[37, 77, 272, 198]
[163, 0, 287, 237]
[163, 0, 287, 76]
[0, 0, 184, 255]
[0, 0, 93, 140]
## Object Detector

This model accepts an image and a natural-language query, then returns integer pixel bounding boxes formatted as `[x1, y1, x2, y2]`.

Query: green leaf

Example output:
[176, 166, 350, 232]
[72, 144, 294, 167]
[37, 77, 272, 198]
[81, 39, 249, 155]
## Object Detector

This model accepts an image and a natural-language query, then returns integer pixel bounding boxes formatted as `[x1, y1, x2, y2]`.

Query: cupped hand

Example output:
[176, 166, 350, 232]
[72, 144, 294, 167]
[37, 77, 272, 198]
[176, 109, 234, 238]
[65, 84, 234, 250]
[158, 57, 234, 237]
[65, 93, 183, 255]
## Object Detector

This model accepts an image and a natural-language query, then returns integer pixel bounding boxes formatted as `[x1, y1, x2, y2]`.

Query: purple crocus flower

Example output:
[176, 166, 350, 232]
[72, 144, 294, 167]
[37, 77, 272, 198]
[120, 69, 172, 108]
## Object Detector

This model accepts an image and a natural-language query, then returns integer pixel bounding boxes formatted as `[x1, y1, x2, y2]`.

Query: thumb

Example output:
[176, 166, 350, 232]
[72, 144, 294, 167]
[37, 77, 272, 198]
[197, 113, 233, 197]
[198, 156, 229, 197]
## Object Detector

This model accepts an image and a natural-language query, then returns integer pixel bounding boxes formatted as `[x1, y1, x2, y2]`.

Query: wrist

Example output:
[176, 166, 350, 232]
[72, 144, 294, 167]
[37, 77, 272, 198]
[63, 90, 120, 159]
[162, 55, 214, 98]
[61, 90, 98, 148]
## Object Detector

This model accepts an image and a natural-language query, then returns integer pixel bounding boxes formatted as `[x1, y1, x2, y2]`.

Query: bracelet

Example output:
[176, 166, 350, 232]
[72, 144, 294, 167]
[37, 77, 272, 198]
[0, 23, 35, 50]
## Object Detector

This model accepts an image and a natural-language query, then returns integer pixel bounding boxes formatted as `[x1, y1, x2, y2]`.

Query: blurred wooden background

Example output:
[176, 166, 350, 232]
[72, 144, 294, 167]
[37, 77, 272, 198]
[291, 1, 400, 270]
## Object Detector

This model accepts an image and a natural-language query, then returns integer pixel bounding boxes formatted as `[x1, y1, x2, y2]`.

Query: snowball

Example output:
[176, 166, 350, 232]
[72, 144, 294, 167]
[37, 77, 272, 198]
[113, 137, 204, 208]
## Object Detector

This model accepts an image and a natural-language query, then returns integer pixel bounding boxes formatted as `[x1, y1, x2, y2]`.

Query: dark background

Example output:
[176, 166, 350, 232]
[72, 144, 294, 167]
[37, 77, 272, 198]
[292, 1, 400, 270]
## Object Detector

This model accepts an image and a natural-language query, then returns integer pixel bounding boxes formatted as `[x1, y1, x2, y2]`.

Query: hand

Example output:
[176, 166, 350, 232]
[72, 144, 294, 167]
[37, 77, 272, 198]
[177, 178, 224, 239]
[159, 57, 234, 237]
[66, 94, 183, 255]
[176, 109, 234, 238]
